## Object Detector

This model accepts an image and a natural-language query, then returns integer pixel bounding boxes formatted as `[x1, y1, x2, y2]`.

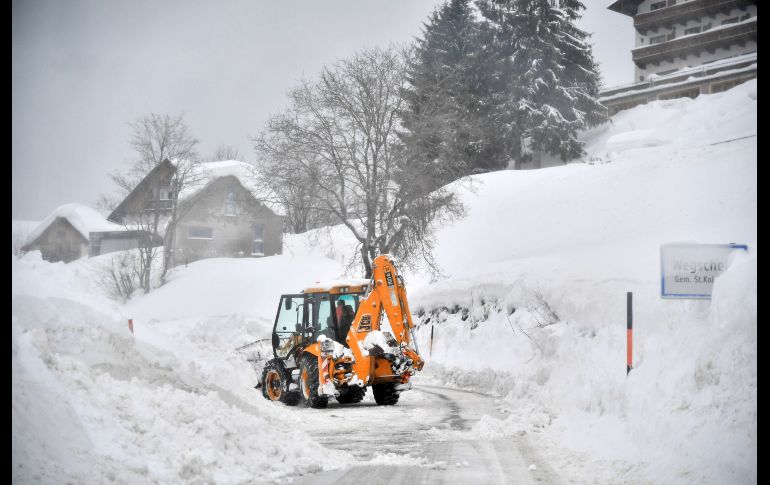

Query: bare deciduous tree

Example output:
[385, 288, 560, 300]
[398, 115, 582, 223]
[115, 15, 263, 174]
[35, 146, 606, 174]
[12, 225, 32, 258]
[250, 152, 334, 234]
[125, 113, 200, 186]
[95, 250, 141, 303]
[160, 158, 209, 279]
[208, 144, 242, 162]
[100, 112, 202, 292]
[253, 46, 464, 278]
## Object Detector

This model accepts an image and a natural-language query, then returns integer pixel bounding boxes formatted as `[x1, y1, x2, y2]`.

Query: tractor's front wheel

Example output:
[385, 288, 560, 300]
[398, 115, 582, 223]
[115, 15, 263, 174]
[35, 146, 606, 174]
[299, 355, 328, 409]
[260, 359, 300, 406]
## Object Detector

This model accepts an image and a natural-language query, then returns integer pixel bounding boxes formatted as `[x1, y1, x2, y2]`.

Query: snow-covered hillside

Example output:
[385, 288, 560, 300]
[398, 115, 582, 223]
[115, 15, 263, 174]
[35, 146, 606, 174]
[12, 80, 756, 484]
[408, 81, 757, 484]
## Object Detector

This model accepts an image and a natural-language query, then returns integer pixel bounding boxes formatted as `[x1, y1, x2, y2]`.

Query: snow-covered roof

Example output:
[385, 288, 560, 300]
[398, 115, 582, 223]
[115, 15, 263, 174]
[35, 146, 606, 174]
[598, 62, 756, 103]
[178, 160, 284, 216]
[25, 203, 126, 246]
[601, 52, 757, 95]
[303, 278, 371, 293]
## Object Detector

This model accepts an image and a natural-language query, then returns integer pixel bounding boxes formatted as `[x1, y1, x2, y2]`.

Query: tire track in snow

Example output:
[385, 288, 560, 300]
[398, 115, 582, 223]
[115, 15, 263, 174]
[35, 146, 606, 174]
[283, 384, 562, 485]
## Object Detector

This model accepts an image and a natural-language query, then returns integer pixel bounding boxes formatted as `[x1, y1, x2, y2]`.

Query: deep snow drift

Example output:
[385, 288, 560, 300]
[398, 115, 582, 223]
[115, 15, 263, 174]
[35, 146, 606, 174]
[12, 80, 755, 484]
[406, 81, 757, 484]
[12, 252, 350, 484]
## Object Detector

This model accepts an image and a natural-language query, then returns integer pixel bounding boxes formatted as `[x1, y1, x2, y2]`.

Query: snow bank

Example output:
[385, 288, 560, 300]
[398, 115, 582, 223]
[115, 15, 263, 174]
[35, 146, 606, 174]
[408, 81, 756, 484]
[124, 255, 344, 323]
[12, 253, 350, 483]
[605, 129, 670, 152]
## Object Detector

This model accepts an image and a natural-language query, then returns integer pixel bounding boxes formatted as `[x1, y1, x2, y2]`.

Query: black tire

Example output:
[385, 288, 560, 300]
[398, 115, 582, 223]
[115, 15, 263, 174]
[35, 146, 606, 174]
[299, 355, 328, 409]
[260, 359, 300, 406]
[335, 385, 366, 404]
[372, 382, 400, 405]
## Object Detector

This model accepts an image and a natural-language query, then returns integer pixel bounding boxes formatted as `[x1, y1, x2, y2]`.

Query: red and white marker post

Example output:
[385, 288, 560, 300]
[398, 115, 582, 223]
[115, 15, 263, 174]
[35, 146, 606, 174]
[128, 318, 134, 334]
[627, 292, 632, 375]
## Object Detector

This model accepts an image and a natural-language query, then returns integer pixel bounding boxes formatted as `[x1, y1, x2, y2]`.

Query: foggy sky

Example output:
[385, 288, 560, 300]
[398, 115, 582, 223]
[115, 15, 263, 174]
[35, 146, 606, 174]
[12, 0, 632, 221]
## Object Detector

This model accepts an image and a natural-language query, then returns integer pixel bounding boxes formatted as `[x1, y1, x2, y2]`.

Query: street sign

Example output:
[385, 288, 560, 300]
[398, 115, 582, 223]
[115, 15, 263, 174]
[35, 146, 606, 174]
[660, 243, 748, 299]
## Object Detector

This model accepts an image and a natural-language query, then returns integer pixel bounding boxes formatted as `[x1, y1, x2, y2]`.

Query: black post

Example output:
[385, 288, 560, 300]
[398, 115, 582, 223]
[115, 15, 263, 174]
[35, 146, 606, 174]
[430, 325, 434, 357]
[627, 292, 633, 375]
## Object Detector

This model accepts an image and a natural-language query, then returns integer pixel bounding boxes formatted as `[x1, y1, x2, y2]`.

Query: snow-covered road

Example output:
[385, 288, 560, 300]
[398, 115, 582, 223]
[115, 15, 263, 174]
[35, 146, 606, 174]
[285, 383, 561, 484]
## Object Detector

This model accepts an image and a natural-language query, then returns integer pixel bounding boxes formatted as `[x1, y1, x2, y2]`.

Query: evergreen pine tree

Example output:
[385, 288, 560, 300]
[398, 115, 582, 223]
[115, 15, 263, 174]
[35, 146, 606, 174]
[400, 0, 511, 183]
[478, 0, 607, 161]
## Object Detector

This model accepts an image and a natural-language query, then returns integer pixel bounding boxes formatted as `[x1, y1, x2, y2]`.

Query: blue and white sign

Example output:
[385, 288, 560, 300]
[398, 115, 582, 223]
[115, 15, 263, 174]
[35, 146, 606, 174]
[661, 243, 748, 299]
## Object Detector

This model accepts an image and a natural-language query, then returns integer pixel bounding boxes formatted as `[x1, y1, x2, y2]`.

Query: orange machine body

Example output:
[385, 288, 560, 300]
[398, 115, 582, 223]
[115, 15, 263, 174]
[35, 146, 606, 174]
[301, 254, 424, 388]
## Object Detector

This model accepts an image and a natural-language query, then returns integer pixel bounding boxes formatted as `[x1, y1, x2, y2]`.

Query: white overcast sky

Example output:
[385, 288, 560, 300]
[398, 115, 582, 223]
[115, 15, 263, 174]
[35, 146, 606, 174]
[12, 0, 632, 221]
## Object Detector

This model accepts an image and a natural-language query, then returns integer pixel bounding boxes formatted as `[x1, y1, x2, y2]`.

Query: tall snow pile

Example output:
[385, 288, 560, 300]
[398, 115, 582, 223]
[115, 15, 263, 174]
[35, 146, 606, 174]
[403, 80, 756, 483]
[12, 251, 350, 484]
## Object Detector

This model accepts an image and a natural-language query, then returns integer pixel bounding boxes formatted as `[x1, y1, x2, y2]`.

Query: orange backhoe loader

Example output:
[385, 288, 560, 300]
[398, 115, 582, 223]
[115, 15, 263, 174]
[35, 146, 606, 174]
[258, 254, 424, 408]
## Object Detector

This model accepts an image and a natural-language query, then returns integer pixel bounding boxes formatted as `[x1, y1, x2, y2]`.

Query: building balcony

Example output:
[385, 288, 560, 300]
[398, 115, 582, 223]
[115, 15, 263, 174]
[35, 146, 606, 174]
[634, 0, 756, 34]
[142, 199, 173, 211]
[632, 17, 756, 68]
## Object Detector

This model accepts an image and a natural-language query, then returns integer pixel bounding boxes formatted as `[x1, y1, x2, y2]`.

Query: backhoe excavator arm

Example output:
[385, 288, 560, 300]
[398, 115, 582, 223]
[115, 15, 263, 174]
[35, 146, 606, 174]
[341, 254, 424, 386]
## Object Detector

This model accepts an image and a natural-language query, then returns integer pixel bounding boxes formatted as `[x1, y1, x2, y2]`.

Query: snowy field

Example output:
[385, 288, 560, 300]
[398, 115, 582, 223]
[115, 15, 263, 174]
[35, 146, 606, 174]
[12, 80, 756, 484]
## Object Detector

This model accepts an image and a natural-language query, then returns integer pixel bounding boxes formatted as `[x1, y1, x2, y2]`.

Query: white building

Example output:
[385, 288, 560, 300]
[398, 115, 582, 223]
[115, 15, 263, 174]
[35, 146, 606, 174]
[601, 0, 757, 115]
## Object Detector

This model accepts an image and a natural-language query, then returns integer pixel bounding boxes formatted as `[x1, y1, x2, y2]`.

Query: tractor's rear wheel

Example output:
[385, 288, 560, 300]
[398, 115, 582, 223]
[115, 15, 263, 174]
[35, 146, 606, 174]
[260, 359, 300, 406]
[372, 382, 400, 405]
[335, 385, 366, 404]
[299, 355, 328, 409]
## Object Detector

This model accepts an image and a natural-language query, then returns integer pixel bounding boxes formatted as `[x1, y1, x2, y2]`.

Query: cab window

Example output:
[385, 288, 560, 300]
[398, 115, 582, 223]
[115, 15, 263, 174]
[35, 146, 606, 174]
[333, 294, 361, 345]
[273, 296, 305, 358]
[310, 294, 335, 340]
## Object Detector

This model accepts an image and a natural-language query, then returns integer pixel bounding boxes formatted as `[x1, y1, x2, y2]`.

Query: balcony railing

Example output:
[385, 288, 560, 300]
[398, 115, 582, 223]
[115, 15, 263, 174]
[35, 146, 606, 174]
[143, 199, 173, 211]
[634, 0, 756, 34]
[632, 18, 756, 68]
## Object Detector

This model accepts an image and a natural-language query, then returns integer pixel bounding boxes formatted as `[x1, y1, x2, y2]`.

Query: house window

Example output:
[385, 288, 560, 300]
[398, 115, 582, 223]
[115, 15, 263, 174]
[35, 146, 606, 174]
[224, 185, 237, 216]
[252, 223, 264, 256]
[158, 185, 172, 200]
[684, 26, 701, 35]
[650, 1, 666, 11]
[188, 226, 213, 240]
[721, 17, 739, 26]
[649, 34, 668, 44]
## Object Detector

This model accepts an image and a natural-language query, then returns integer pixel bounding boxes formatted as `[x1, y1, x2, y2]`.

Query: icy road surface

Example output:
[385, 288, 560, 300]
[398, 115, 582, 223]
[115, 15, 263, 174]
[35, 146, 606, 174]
[285, 381, 561, 485]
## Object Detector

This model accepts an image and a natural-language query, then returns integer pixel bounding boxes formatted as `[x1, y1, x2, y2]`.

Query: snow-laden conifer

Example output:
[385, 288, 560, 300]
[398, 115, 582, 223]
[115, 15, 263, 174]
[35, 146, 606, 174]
[478, 0, 607, 161]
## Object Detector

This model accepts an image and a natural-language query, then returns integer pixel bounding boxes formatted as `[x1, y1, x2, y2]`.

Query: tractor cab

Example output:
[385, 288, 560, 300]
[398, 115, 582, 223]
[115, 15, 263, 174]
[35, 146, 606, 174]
[271, 279, 370, 364]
